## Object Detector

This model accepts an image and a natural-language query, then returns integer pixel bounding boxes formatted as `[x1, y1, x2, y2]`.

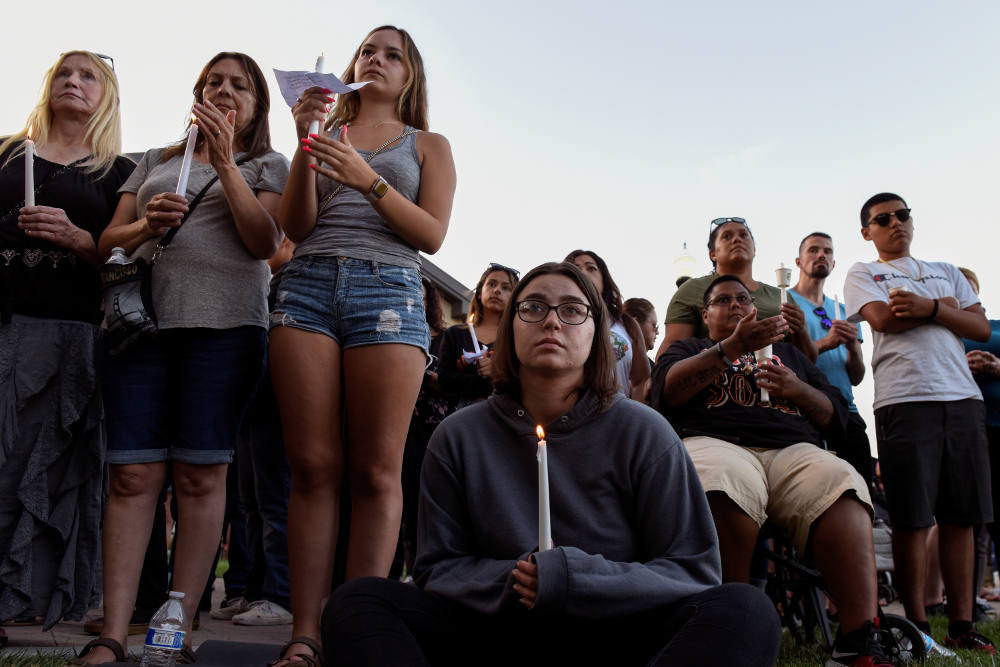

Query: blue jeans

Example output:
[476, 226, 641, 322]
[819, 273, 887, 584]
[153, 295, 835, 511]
[236, 367, 291, 608]
[104, 327, 267, 464]
[269, 256, 428, 353]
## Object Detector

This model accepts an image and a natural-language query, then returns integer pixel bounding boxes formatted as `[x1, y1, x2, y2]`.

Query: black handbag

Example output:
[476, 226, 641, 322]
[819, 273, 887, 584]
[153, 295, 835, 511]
[99, 157, 250, 353]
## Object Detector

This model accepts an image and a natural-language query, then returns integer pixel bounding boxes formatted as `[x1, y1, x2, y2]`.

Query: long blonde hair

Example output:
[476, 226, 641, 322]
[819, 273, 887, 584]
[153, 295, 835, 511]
[327, 26, 429, 132]
[0, 51, 122, 176]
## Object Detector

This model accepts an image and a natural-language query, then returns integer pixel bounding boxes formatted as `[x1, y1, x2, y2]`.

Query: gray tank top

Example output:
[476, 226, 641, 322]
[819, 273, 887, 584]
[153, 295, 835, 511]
[294, 126, 422, 268]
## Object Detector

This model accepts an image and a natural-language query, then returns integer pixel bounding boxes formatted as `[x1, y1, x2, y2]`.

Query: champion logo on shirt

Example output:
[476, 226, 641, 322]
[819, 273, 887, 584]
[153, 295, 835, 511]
[871, 271, 950, 285]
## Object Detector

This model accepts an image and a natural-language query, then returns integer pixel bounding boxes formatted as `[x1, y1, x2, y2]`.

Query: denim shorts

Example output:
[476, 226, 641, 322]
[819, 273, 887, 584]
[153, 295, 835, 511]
[103, 326, 266, 465]
[269, 256, 429, 353]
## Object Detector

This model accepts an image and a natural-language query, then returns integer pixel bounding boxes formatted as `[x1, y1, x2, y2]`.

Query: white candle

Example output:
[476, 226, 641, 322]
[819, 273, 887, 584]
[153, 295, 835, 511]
[775, 263, 792, 304]
[175, 123, 198, 196]
[833, 294, 839, 320]
[308, 54, 326, 137]
[536, 426, 552, 552]
[24, 139, 34, 206]
[755, 344, 773, 404]
[467, 315, 483, 355]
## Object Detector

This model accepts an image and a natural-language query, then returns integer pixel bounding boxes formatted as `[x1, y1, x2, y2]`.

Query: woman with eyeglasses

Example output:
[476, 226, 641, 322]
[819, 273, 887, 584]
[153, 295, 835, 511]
[0, 51, 134, 636]
[82, 52, 289, 664]
[438, 263, 519, 407]
[321, 261, 781, 667]
[270, 25, 456, 665]
[653, 217, 817, 364]
[565, 249, 651, 400]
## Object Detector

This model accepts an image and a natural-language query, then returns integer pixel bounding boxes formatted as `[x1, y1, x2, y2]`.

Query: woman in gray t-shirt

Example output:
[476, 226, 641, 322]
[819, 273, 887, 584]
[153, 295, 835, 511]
[86, 53, 289, 664]
[268, 25, 457, 664]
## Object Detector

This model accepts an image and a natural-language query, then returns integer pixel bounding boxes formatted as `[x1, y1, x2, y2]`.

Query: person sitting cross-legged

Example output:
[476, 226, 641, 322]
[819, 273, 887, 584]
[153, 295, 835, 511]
[322, 262, 781, 667]
[650, 274, 888, 667]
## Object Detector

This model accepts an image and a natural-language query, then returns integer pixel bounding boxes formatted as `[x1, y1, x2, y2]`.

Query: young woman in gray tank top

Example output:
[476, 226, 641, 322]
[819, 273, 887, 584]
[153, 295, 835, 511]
[269, 25, 456, 665]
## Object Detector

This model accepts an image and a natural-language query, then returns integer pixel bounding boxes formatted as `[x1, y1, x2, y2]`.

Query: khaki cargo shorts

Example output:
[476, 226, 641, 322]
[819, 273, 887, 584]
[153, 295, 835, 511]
[684, 436, 873, 552]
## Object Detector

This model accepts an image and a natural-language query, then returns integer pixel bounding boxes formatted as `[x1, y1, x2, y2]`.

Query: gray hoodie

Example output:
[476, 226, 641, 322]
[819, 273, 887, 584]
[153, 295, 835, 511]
[414, 391, 722, 618]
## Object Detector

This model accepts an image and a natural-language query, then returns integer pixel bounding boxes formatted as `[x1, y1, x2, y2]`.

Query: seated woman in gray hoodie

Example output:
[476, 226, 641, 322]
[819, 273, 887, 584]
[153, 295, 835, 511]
[321, 262, 781, 667]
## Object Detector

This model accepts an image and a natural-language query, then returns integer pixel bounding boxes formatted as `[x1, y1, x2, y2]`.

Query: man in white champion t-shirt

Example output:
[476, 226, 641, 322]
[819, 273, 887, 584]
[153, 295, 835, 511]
[844, 192, 994, 653]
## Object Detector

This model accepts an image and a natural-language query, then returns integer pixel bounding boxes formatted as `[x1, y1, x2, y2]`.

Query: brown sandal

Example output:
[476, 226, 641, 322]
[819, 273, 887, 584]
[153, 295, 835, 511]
[66, 636, 127, 665]
[177, 645, 198, 663]
[267, 636, 322, 666]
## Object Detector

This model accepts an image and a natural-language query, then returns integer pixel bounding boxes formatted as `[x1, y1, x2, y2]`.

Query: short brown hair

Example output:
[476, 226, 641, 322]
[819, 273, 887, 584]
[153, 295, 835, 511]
[492, 262, 618, 408]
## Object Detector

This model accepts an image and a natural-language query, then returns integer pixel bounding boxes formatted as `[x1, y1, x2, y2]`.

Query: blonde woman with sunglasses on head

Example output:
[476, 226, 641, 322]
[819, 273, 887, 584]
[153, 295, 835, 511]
[0, 50, 134, 636]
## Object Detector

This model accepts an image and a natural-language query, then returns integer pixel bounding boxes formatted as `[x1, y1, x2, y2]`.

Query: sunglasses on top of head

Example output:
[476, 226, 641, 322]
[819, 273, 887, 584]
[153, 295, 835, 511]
[866, 208, 911, 227]
[487, 262, 519, 279]
[711, 217, 747, 228]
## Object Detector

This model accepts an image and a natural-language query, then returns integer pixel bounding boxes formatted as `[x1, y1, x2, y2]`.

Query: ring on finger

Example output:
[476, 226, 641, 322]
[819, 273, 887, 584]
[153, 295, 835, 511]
[214, 130, 221, 137]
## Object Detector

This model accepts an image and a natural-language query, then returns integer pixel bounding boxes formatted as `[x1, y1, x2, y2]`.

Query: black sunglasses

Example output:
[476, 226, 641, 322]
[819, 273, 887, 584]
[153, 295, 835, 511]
[487, 262, 519, 279]
[813, 306, 833, 330]
[866, 208, 911, 228]
[711, 217, 747, 227]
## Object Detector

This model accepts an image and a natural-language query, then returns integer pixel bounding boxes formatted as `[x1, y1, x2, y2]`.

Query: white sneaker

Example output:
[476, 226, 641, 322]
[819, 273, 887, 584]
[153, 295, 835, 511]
[209, 595, 249, 620]
[232, 600, 293, 626]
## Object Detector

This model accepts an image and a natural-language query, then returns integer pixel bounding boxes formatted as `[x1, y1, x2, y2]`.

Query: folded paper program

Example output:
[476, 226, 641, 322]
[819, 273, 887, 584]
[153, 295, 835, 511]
[272, 69, 370, 108]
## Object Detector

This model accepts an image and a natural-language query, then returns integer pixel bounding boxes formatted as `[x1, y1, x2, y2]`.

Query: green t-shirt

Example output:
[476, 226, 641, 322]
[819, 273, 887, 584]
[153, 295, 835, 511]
[666, 274, 783, 339]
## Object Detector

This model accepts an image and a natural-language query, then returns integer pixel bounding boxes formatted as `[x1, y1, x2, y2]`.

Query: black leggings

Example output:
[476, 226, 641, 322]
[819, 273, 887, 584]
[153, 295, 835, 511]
[322, 578, 781, 667]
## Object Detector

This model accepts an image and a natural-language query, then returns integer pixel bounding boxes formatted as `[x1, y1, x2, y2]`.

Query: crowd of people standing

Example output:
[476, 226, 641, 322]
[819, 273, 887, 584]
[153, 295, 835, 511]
[1, 26, 999, 667]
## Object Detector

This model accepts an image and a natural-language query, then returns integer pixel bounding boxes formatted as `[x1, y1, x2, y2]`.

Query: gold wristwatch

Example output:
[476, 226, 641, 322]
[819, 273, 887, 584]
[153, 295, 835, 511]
[364, 175, 390, 203]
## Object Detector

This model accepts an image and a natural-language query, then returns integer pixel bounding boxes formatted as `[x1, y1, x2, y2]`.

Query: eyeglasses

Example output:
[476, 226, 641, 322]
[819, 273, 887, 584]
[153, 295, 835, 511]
[813, 306, 833, 330]
[487, 262, 519, 279]
[515, 300, 592, 325]
[711, 217, 747, 227]
[866, 208, 911, 227]
[707, 294, 754, 307]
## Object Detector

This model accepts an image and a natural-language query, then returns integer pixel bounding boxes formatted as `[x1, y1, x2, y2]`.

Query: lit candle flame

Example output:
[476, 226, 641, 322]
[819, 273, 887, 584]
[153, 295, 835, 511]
[467, 314, 474, 324]
[536, 425, 545, 440]
[26, 125, 33, 139]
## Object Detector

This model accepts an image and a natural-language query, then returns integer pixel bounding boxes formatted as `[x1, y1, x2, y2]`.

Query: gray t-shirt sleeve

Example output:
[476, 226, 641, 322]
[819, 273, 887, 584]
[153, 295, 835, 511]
[249, 151, 290, 194]
[118, 149, 157, 197]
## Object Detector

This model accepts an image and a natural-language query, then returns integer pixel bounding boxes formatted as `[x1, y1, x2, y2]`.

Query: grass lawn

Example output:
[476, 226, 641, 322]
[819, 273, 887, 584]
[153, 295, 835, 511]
[778, 615, 1000, 666]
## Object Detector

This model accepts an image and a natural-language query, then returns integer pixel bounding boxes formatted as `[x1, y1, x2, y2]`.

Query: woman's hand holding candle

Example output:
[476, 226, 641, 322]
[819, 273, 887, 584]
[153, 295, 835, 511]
[512, 559, 539, 609]
[292, 86, 333, 140]
[143, 193, 189, 235]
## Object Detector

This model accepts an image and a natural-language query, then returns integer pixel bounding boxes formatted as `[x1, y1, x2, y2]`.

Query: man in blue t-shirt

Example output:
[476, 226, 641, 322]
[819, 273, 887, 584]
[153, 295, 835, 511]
[788, 232, 872, 484]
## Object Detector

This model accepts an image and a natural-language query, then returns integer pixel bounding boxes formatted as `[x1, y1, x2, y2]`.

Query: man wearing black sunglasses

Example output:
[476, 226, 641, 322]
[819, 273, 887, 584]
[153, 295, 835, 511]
[845, 192, 995, 653]
[787, 232, 871, 485]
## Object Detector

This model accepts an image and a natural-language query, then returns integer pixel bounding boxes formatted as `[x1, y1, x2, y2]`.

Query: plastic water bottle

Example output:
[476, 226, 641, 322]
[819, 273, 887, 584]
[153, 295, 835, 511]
[140, 591, 186, 666]
[920, 630, 959, 659]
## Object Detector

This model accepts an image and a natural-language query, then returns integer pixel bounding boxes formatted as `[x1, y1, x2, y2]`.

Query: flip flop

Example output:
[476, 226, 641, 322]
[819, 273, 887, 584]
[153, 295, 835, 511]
[267, 636, 322, 666]
[66, 637, 127, 665]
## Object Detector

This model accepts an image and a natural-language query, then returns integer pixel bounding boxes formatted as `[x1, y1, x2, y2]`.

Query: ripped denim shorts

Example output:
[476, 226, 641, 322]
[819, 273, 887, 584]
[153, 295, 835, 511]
[269, 255, 429, 353]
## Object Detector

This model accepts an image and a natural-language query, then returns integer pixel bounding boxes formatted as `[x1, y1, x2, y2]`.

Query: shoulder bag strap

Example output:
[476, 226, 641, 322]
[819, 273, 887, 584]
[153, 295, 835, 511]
[317, 128, 419, 216]
[153, 155, 253, 259]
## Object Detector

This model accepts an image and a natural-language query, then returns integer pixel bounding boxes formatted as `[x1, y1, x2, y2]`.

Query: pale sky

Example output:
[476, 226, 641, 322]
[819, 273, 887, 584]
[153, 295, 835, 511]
[5, 0, 999, 433]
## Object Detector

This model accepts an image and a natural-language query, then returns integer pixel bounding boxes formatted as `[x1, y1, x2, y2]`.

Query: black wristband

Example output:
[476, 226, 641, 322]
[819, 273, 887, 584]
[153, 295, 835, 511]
[930, 298, 940, 320]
